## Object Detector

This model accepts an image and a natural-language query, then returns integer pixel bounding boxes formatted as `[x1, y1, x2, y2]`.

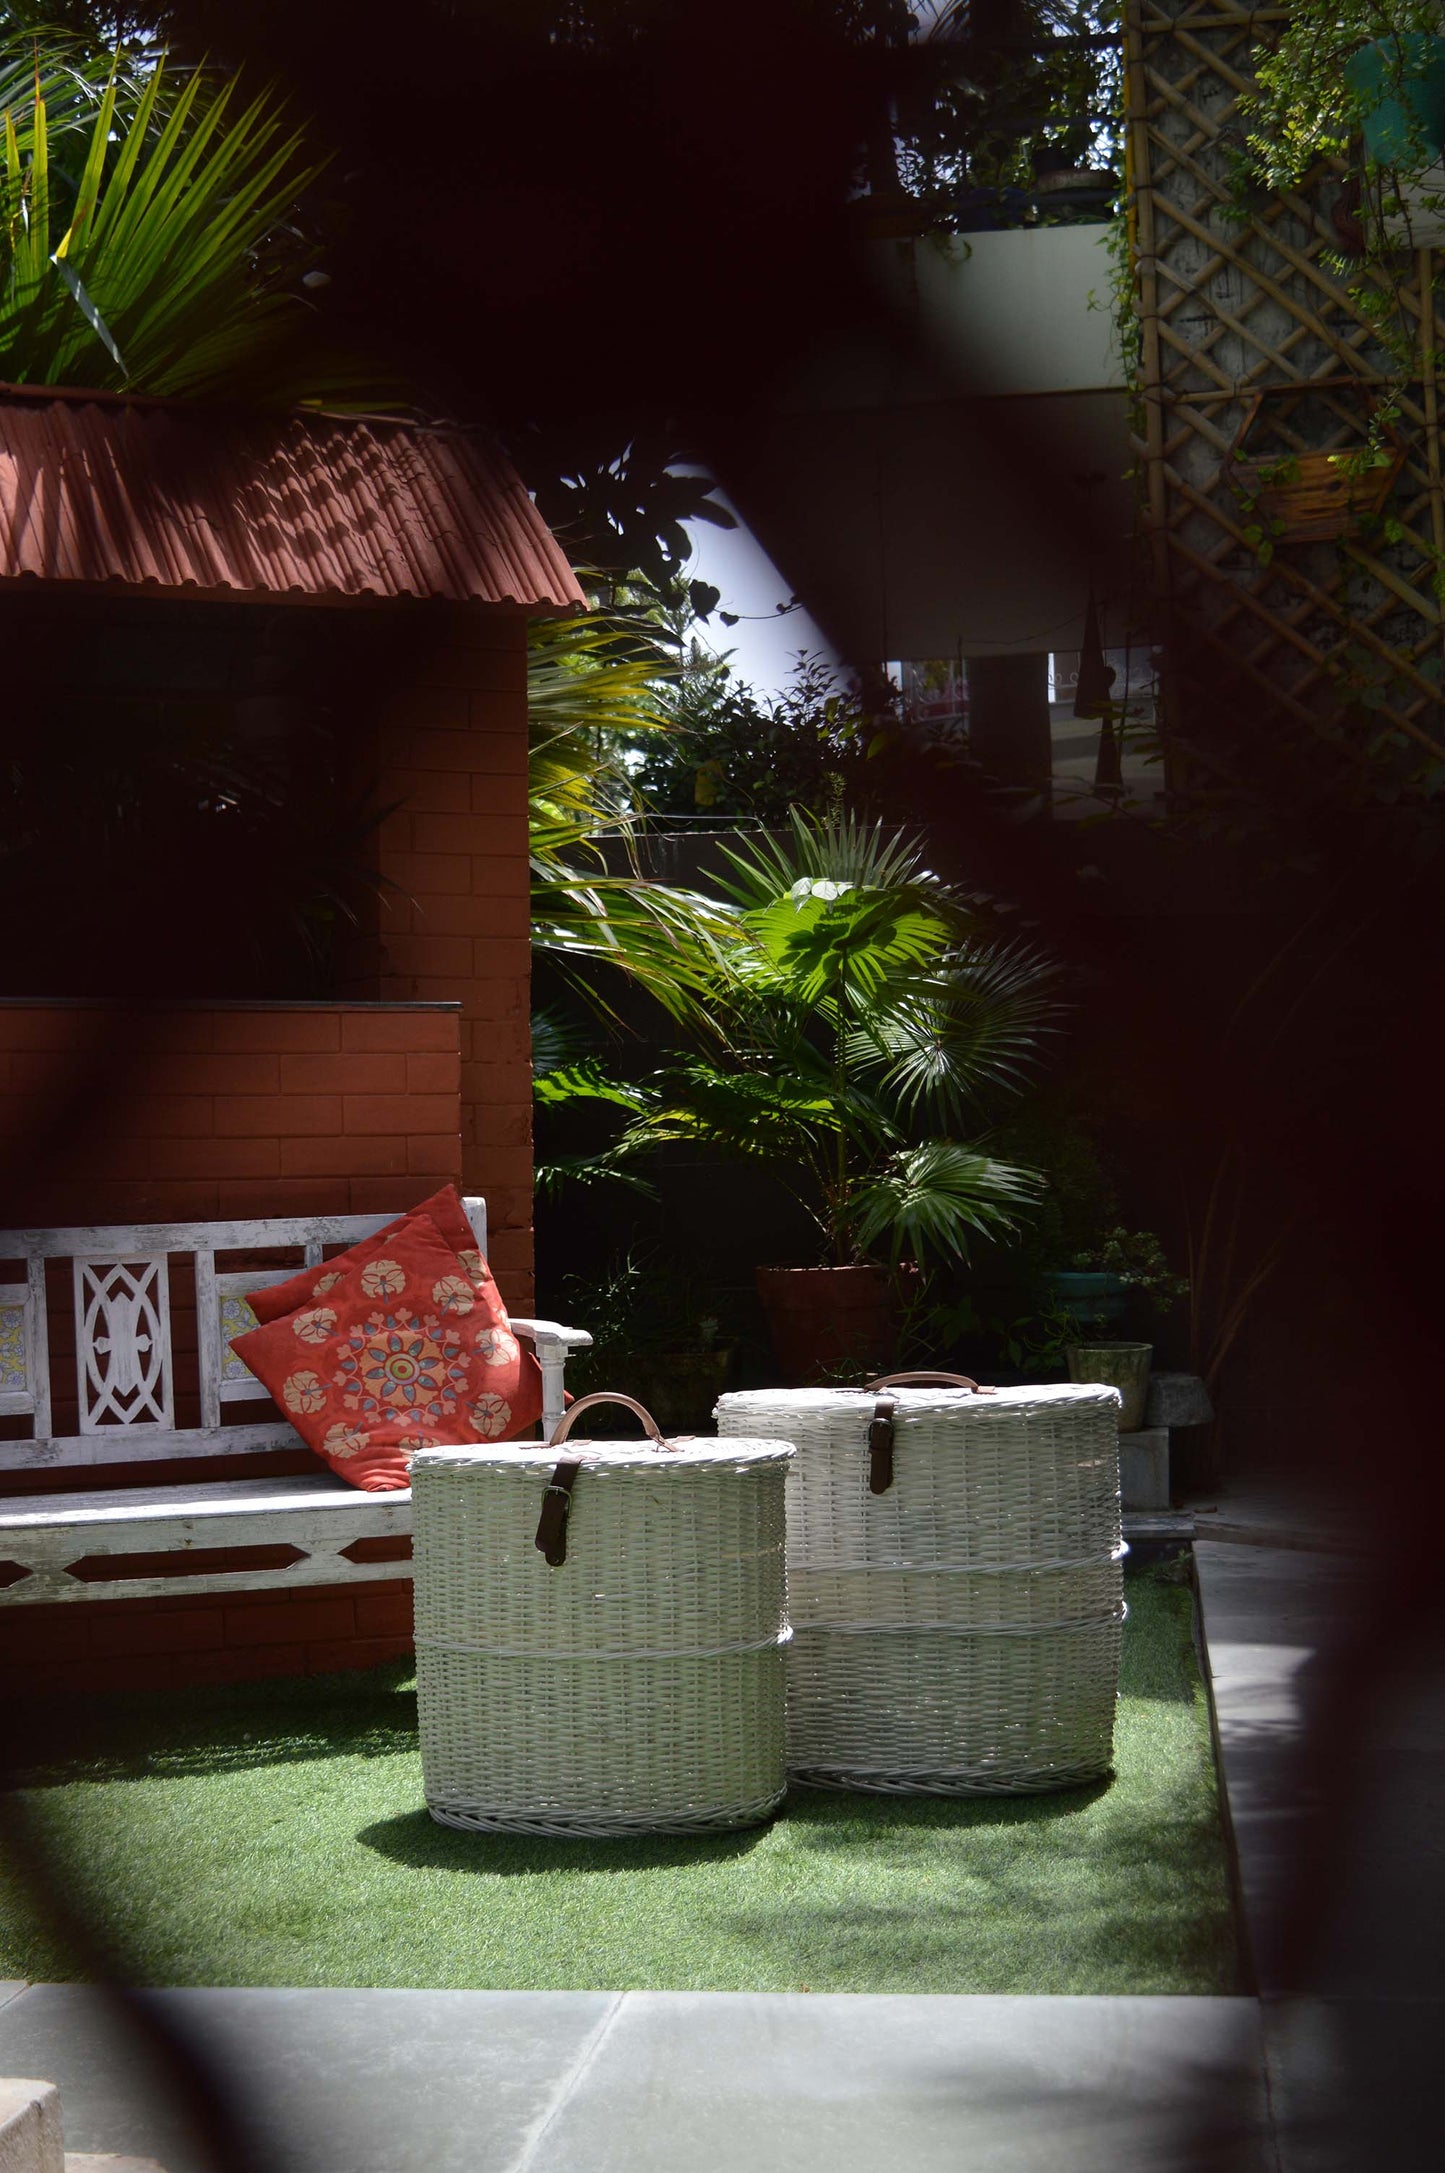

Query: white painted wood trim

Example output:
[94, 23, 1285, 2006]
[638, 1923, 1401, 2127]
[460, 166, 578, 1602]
[73, 1250, 175, 1435]
[25, 1254, 51, 1437]
[510, 1319, 593, 1349]
[218, 1376, 276, 1404]
[1, 1553, 414, 1604]
[0, 1477, 413, 1605]
[195, 1245, 222, 1431]
[0, 1214, 395, 1258]
[0, 1476, 409, 1524]
[0, 1420, 301, 1470]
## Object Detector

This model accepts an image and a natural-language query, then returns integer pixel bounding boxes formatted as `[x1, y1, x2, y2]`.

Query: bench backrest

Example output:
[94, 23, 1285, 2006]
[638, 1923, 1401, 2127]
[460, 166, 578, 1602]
[0, 1199, 487, 1474]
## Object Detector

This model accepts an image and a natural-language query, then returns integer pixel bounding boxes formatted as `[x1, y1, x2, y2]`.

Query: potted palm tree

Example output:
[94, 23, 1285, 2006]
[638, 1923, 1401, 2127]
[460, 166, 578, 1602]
[614, 816, 1056, 1382]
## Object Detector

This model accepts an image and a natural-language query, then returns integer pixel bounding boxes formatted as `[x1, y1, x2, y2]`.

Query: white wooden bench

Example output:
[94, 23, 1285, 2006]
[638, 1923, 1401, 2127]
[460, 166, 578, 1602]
[0, 1200, 589, 1608]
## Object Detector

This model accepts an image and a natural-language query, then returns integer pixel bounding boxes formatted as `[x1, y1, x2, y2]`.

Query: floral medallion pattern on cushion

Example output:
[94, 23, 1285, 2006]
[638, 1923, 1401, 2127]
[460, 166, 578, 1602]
[246, 1184, 482, 1325]
[229, 1210, 541, 1490]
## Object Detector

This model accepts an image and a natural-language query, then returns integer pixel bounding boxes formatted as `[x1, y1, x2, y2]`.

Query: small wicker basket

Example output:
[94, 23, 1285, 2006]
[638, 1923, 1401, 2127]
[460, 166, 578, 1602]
[412, 1394, 794, 1836]
[716, 1372, 1125, 1796]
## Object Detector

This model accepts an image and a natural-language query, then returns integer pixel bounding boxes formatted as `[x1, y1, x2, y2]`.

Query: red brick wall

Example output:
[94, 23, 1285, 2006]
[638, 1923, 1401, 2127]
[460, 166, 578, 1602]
[0, 999, 463, 1229]
[0, 1581, 413, 1698]
[349, 609, 536, 1306]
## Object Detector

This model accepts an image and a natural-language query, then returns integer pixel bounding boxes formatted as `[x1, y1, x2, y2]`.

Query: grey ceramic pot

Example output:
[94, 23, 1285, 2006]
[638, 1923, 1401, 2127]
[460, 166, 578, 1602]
[1064, 1341, 1153, 1432]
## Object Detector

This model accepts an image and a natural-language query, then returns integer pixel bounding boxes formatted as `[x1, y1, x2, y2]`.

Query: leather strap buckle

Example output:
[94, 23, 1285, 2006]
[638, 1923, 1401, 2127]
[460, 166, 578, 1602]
[868, 1398, 897, 1495]
[534, 1457, 582, 1567]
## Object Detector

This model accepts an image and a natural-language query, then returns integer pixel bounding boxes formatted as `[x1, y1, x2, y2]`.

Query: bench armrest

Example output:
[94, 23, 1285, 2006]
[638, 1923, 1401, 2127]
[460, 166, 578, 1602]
[510, 1318, 593, 1351]
[509, 1318, 592, 1439]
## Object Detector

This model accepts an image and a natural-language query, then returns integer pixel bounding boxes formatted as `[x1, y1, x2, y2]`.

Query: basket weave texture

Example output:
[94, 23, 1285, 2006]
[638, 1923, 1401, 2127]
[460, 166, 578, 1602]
[411, 1436, 794, 1836]
[715, 1385, 1124, 1795]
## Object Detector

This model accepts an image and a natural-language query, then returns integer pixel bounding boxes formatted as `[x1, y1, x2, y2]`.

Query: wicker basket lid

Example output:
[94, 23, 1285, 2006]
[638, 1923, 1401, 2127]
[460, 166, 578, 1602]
[717, 1382, 1121, 1424]
[413, 1395, 794, 1571]
[412, 1435, 795, 1477]
[412, 1393, 795, 1479]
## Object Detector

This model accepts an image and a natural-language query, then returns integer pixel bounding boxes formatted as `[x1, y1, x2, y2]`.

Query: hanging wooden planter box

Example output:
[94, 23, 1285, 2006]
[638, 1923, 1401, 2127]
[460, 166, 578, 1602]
[1226, 388, 1405, 544]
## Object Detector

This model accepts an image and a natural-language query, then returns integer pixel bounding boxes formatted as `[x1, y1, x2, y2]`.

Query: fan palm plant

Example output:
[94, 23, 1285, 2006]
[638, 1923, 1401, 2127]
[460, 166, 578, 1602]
[0, 38, 384, 403]
[527, 609, 743, 1026]
[615, 813, 1055, 1269]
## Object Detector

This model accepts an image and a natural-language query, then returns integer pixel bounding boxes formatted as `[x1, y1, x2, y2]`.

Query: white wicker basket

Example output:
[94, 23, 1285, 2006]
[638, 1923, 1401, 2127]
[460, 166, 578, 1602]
[412, 1394, 794, 1836]
[716, 1373, 1125, 1795]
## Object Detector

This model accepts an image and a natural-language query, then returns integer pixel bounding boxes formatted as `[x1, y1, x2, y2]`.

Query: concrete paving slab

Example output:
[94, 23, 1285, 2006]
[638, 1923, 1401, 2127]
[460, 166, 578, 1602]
[1194, 1541, 1367, 1997]
[1198, 1533, 1442, 2072]
[0, 1989, 1271, 2173]
[0, 1986, 616, 2173]
[65, 2158, 169, 2172]
[1264, 1996, 1442, 2173]
[514, 1993, 1271, 2173]
[1193, 1543, 1367, 1655]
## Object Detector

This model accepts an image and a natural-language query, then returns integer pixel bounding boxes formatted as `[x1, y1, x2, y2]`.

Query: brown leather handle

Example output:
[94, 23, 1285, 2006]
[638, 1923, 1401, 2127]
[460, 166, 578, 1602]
[864, 1371, 995, 1394]
[535, 1394, 673, 1569]
[547, 1392, 667, 1448]
[863, 1374, 995, 1496]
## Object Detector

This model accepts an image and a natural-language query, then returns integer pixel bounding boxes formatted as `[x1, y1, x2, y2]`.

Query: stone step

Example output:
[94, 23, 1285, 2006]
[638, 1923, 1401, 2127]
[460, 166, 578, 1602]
[0, 2080, 163, 2173]
[0, 2079, 62, 2173]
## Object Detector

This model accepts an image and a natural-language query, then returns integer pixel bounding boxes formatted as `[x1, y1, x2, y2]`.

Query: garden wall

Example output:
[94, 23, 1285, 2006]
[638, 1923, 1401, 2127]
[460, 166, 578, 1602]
[0, 998, 465, 1232]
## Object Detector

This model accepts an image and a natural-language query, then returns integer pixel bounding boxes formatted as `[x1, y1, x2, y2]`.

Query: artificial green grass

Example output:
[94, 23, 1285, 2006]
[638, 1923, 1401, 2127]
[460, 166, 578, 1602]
[0, 1568, 1238, 1994]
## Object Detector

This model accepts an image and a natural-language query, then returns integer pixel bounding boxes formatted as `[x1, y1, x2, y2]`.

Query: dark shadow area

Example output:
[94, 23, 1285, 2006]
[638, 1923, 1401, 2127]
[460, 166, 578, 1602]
[781, 1775, 1112, 1853]
[4, 1661, 421, 1787]
[356, 1807, 771, 1878]
[715, 1801, 1241, 1995]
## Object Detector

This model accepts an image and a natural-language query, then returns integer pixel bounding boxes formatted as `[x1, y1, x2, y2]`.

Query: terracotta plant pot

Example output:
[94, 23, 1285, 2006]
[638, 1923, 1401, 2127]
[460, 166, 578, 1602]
[1064, 1340, 1153, 1433]
[755, 1264, 897, 1386]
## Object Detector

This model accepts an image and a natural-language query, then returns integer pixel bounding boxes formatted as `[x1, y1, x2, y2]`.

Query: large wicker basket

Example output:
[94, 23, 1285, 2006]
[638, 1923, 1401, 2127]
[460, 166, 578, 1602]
[716, 1373, 1124, 1795]
[412, 1394, 794, 1836]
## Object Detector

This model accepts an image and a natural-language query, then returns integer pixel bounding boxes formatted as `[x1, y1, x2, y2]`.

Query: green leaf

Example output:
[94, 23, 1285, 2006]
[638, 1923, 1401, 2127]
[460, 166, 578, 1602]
[48, 249, 123, 369]
[850, 1143, 1042, 1269]
[532, 1061, 651, 1114]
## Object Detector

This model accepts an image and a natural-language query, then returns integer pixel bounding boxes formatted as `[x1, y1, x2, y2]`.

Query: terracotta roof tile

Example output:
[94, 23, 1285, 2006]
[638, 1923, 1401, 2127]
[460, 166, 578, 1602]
[0, 387, 586, 610]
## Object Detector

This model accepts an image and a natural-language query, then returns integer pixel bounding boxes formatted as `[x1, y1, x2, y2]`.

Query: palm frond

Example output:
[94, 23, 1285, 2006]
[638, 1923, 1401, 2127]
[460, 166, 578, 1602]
[534, 1149, 658, 1204]
[850, 1143, 1042, 1268]
[846, 938, 1061, 1122]
[625, 1062, 838, 1163]
[744, 882, 954, 1012]
[527, 612, 745, 1026]
[532, 1059, 652, 1114]
[529, 860, 741, 1026]
[716, 809, 950, 911]
[0, 43, 392, 406]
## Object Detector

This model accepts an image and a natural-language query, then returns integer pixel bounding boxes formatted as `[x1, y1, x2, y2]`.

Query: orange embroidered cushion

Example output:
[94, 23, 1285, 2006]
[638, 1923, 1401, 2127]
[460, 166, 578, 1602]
[247, 1183, 481, 1325]
[228, 1213, 542, 1491]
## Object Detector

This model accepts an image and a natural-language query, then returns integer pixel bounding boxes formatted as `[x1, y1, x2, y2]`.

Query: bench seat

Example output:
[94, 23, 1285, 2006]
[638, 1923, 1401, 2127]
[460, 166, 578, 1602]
[0, 1472, 416, 1605]
[0, 1200, 588, 1629]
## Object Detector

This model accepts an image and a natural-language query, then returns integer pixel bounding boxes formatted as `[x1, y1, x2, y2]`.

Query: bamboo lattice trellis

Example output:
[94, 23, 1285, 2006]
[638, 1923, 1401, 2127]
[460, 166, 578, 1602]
[1125, 0, 1445, 788]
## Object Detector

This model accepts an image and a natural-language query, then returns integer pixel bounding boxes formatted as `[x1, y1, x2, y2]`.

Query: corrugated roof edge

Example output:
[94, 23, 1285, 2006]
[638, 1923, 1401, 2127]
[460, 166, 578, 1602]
[0, 385, 589, 612]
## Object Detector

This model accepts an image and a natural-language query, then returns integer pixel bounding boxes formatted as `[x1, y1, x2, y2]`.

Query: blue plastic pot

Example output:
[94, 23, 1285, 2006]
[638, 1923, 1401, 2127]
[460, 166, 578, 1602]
[1345, 36, 1445, 165]
[1044, 1270, 1128, 1325]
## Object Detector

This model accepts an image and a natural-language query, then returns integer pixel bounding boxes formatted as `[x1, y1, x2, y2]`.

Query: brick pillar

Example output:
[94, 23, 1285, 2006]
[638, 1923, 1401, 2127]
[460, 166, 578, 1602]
[361, 609, 535, 1306]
